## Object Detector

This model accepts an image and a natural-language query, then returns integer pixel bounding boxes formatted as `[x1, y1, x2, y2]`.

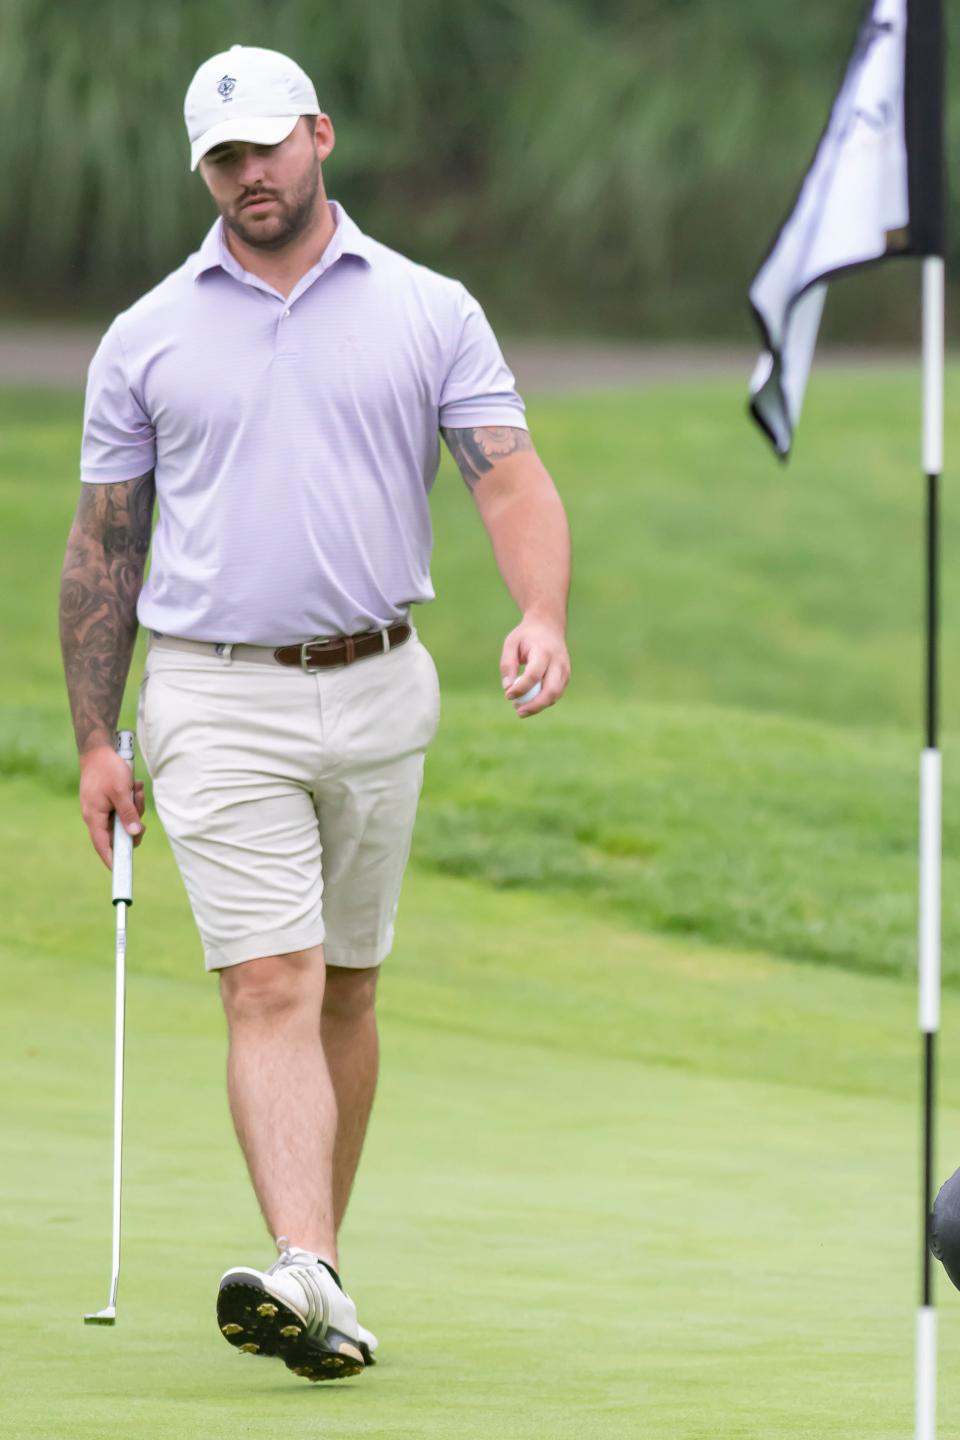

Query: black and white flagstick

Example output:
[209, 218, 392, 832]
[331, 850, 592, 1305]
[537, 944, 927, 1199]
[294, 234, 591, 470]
[917, 252, 944, 1440]
[745, 0, 946, 1425]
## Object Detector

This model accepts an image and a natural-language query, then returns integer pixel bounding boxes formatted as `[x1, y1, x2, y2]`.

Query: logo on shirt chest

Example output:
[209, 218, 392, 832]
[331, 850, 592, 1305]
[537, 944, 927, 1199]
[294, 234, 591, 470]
[217, 75, 237, 101]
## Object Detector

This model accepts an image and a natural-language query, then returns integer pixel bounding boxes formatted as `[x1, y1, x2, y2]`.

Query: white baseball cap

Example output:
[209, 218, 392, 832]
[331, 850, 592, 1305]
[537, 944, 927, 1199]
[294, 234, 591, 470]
[184, 44, 321, 172]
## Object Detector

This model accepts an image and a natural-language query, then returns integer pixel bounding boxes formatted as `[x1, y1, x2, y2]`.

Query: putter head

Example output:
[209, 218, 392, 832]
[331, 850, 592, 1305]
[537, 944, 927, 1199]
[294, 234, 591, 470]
[83, 1306, 116, 1326]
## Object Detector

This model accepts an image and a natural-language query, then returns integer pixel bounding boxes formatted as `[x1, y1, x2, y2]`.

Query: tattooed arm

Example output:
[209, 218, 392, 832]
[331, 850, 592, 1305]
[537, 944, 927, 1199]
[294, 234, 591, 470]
[441, 426, 571, 718]
[440, 425, 534, 489]
[59, 472, 155, 865]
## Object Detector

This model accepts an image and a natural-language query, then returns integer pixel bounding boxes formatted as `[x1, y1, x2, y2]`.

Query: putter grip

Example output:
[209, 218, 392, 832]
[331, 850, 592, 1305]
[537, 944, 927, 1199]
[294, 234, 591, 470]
[112, 730, 136, 906]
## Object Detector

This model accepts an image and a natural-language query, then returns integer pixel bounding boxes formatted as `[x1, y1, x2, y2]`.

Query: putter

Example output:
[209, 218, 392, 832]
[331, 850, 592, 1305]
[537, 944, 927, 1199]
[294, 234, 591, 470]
[84, 729, 136, 1326]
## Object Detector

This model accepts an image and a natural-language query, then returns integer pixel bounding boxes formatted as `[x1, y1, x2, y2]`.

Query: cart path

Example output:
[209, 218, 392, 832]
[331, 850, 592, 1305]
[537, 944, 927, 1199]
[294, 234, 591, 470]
[0, 325, 918, 392]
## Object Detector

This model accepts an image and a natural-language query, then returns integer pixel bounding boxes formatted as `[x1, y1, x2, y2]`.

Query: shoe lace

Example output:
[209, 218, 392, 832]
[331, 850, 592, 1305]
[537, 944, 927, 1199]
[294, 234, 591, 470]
[268, 1235, 302, 1276]
[267, 1236, 341, 1289]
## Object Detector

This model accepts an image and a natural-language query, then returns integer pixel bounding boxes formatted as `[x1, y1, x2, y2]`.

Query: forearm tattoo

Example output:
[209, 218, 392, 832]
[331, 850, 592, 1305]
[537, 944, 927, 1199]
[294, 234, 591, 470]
[59, 472, 156, 753]
[441, 426, 534, 491]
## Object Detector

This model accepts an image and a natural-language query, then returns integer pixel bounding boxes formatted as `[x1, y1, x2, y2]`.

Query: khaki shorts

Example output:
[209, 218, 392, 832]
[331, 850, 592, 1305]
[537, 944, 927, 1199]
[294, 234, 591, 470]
[136, 629, 440, 972]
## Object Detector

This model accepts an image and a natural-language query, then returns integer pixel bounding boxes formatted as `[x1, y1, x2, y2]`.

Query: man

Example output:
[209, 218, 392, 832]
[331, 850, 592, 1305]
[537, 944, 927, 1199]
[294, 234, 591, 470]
[59, 44, 570, 1384]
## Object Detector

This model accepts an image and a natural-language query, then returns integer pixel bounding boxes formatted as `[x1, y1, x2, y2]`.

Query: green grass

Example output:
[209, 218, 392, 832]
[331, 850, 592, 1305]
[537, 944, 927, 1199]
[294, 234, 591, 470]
[6, 371, 958, 729]
[3, 374, 960, 1436]
[5, 779, 960, 1439]
[5, 374, 960, 979]
[416, 695, 960, 978]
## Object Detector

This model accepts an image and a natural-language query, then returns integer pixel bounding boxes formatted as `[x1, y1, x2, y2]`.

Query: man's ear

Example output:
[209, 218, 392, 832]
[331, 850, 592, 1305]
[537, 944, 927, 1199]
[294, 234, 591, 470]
[312, 113, 335, 163]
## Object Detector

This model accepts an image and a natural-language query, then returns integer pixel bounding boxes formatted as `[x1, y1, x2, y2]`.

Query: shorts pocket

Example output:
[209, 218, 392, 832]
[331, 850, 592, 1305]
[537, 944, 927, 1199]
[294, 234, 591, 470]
[415, 641, 442, 744]
[136, 667, 207, 790]
[136, 671, 153, 776]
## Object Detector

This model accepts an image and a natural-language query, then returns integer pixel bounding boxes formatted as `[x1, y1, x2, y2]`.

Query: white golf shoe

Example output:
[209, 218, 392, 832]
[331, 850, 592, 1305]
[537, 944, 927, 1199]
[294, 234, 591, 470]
[357, 1321, 379, 1366]
[217, 1241, 365, 1382]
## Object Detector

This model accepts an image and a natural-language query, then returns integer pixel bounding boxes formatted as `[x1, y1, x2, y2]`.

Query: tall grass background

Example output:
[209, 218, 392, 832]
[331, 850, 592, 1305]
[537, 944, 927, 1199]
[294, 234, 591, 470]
[3, 0, 959, 334]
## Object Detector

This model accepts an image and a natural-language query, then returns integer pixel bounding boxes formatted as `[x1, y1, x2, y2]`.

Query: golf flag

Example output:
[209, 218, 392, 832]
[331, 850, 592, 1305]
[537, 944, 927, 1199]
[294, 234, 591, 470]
[748, 0, 944, 458]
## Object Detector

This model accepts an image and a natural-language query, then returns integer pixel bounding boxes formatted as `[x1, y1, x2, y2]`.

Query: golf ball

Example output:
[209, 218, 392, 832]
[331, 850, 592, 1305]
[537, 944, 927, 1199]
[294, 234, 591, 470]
[515, 680, 542, 705]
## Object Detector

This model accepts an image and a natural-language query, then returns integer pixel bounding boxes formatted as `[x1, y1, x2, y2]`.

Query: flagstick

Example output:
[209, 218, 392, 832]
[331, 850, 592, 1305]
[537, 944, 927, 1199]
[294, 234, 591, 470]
[917, 253, 944, 1440]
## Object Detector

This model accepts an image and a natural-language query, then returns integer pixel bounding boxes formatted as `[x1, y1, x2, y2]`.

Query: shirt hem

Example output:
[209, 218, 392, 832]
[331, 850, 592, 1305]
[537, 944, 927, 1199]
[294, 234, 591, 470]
[437, 406, 528, 430]
[80, 465, 156, 485]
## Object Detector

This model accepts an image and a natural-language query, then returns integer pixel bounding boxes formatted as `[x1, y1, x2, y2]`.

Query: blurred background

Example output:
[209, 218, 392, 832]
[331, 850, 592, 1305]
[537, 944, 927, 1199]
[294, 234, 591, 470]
[3, 0, 960, 337]
[4, 4, 960, 1437]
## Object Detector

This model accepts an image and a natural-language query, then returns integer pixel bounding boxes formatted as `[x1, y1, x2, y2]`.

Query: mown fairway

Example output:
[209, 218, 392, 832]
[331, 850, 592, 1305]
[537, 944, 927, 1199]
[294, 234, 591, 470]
[3, 372, 960, 1437]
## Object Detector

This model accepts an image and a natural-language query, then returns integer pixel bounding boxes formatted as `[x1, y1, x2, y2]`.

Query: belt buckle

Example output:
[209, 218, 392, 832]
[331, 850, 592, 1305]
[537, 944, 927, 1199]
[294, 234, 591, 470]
[300, 637, 338, 673]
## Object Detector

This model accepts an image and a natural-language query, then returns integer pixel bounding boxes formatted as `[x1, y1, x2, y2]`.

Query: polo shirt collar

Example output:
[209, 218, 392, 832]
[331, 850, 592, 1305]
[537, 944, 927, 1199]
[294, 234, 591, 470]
[192, 199, 374, 283]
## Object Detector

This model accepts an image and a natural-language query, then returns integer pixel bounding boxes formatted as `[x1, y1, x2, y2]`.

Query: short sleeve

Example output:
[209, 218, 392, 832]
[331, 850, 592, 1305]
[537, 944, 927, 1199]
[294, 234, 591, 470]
[80, 322, 156, 484]
[438, 286, 527, 431]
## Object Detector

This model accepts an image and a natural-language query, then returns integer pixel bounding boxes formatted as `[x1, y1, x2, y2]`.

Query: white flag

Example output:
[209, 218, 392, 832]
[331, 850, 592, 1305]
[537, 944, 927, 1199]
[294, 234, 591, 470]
[749, 0, 944, 458]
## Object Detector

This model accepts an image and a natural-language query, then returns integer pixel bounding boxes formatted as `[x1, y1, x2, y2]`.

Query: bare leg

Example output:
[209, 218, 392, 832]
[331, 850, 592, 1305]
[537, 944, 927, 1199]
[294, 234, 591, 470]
[321, 965, 380, 1233]
[219, 945, 338, 1264]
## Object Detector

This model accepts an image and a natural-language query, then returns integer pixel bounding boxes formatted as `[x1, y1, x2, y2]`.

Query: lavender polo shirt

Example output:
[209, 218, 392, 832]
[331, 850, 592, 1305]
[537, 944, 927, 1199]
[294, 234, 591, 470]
[80, 200, 527, 645]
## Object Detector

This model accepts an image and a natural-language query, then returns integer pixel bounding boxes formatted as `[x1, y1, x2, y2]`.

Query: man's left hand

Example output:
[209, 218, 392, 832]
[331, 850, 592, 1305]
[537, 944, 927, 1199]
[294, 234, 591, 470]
[500, 616, 571, 719]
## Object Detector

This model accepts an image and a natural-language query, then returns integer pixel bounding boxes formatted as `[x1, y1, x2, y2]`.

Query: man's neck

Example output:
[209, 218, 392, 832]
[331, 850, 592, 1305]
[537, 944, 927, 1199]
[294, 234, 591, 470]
[223, 198, 337, 300]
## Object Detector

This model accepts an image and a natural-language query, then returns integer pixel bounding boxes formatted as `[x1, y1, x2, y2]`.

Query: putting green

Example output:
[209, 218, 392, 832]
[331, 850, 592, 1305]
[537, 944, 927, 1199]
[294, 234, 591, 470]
[6, 374, 960, 1433]
[3, 777, 960, 1438]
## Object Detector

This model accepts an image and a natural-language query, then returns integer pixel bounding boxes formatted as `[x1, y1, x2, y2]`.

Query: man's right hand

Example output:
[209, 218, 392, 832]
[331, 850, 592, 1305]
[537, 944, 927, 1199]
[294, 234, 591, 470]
[79, 744, 146, 870]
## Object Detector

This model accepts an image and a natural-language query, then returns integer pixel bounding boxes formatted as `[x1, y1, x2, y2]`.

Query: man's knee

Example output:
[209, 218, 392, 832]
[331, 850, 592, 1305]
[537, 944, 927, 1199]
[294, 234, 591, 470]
[322, 964, 379, 1023]
[219, 945, 326, 1025]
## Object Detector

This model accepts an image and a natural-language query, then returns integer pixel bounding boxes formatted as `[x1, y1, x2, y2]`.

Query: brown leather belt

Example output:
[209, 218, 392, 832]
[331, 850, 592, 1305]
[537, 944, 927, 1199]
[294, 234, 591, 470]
[274, 622, 412, 671]
[149, 623, 412, 671]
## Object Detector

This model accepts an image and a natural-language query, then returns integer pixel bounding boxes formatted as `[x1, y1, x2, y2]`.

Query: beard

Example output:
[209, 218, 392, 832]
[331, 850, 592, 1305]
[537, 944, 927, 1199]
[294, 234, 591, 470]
[223, 158, 321, 251]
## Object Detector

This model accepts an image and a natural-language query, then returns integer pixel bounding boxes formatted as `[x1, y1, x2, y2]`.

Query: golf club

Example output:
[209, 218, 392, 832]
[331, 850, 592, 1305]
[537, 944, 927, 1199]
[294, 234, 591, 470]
[84, 729, 136, 1326]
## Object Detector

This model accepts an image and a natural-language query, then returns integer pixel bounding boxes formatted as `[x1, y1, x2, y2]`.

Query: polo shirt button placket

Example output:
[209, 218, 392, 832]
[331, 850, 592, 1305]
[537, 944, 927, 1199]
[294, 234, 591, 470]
[275, 303, 297, 360]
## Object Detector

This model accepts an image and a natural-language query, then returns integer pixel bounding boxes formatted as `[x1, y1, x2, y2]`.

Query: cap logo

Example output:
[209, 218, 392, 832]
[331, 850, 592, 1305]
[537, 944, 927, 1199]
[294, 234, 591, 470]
[217, 74, 237, 101]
